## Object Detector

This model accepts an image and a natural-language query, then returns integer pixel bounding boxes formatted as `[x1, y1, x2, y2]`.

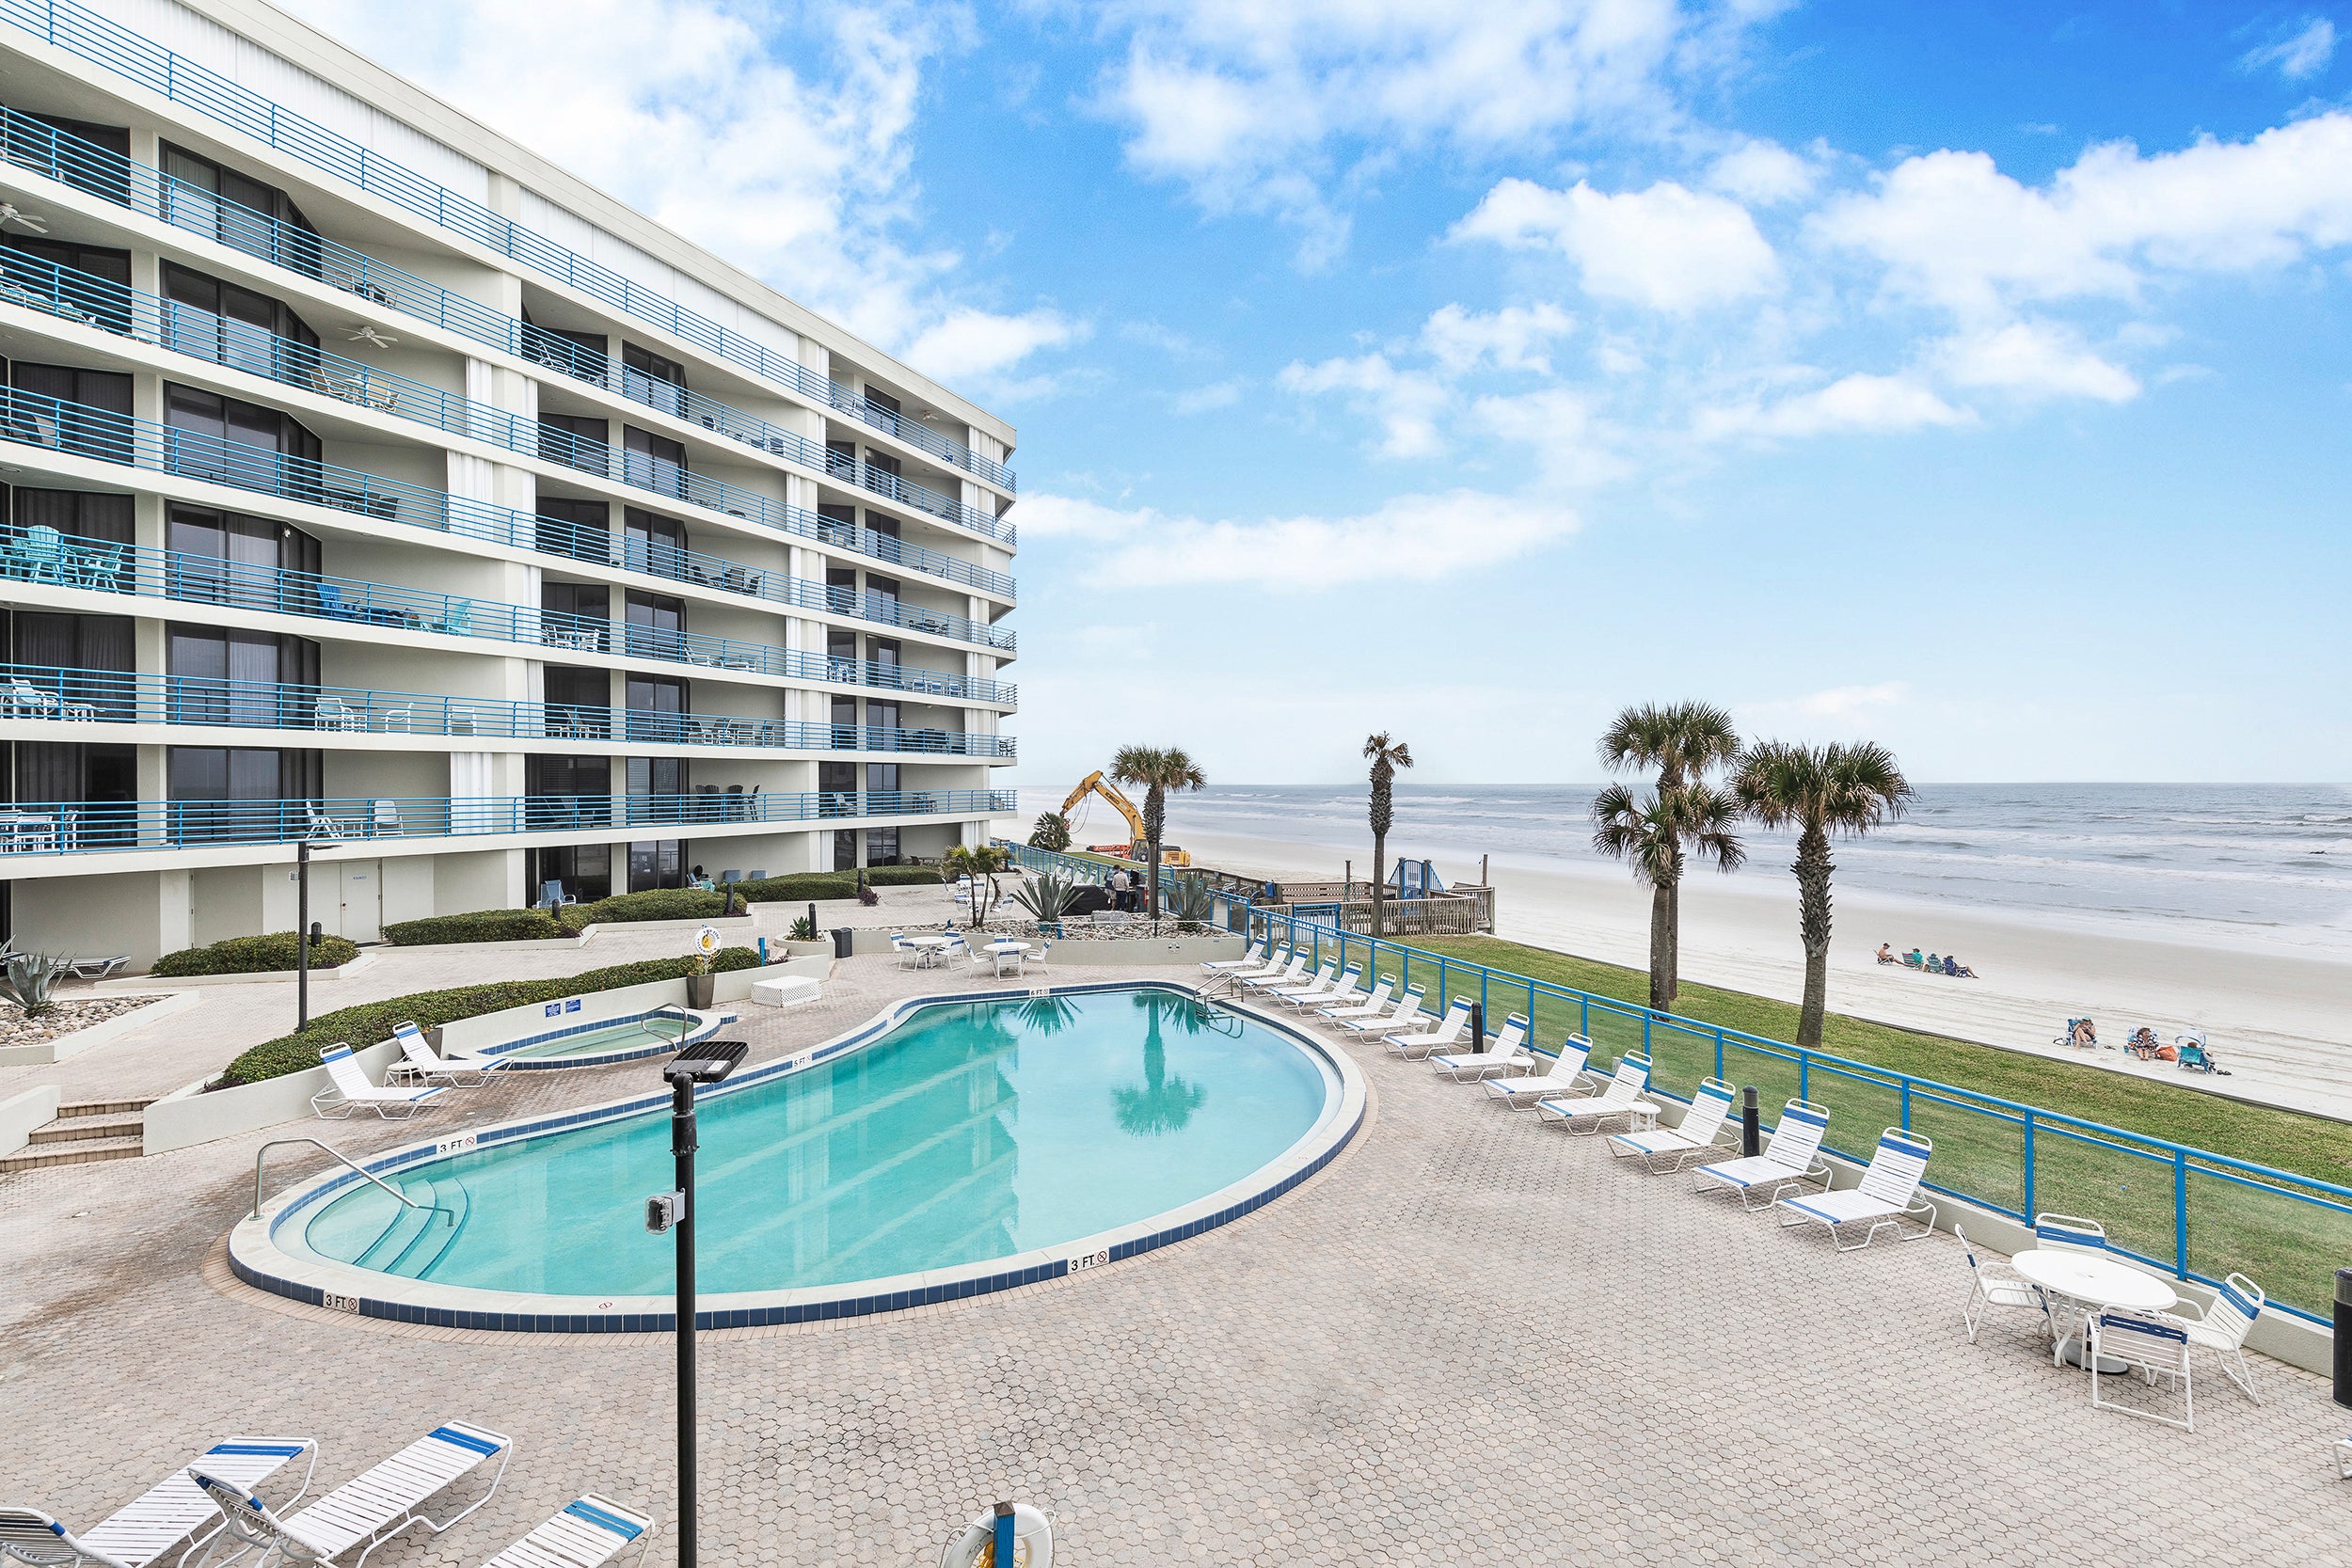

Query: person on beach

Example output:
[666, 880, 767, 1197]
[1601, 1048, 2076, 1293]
[2070, 1018, 2099, 1049]
[1906, 948, 1926, 968]
[1944, 955, 1975, 978]
[2126, 1026, 2161, 1059]
[1926, 952, 1941, 974]
[1877, 943, 1898, 964]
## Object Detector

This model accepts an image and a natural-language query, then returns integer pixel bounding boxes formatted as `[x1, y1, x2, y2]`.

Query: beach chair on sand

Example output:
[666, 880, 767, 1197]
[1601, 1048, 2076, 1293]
[1773, 1128, 1937, 1251]
[1316, 977, 1392, 1023]
[310, 1044, 445, 1119]
[189, 1421, 513, 1568]
[2, 1439, 317, 1568]
[1608, 1076, 1740, 1172]
[1430, 1013, 1534, 1082]
[1339, 987, 1422, 1036]
[1200, 941, 1268, 974]
[473, 1499, 653, 1568]
[1692, 1099, 1831, 1210]
[1482, 1035, 1592, 1107]
[1382, 998, 1472, 1059]
[1534, 1053, 1655, 1134]
[383, 1022, 493, 1087]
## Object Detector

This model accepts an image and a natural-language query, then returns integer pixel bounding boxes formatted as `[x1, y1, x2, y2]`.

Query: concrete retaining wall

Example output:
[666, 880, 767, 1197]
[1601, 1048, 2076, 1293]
[0, 990, 199, 1067]
[144, 1039, 405, 1156]
[1, 1085, 61, 1159]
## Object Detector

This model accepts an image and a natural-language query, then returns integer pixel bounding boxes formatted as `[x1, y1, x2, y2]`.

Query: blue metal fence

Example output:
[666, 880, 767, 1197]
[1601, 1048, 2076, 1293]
[0, 4, 1018, 494]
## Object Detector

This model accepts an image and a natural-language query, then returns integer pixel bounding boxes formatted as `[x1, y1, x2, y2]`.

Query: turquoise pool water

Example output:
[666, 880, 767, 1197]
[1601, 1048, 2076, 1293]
[291, 988, 1334, 1295]
[490, 1013, 690, 1061]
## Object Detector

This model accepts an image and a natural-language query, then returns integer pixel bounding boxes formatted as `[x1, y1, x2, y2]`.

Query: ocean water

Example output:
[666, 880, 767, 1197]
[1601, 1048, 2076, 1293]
[1037, 783, 2352, 958]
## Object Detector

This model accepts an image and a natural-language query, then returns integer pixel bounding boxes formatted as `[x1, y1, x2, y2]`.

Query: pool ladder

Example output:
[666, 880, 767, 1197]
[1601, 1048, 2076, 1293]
[252, 1136, 457, 1228]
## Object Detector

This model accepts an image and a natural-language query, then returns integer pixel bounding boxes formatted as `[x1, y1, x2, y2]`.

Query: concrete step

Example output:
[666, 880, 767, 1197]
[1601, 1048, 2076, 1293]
[1, 1134, 143, 1172]
[55, 1099, 154, 1118]
[28, 1114, 145, 1145]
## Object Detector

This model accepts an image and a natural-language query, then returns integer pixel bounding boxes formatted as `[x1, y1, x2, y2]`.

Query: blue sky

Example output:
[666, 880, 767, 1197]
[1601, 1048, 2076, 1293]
[284, 0, 2352, 784]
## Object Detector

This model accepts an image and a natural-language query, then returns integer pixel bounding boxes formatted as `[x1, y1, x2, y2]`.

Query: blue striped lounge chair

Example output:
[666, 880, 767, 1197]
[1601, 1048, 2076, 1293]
[1340, 987, 1421, 1036]
[190, 1421, 512, 1568]
[473, 1497, 652, 1568]
[1383, 999, 1472, 1059]
[310, 1044, 444, 1119]
[1, 1438, 315, 1568]
[1534, 1053, 1654, 1133]
[1430, 1013, 1534, 1081]
[1482, 1036, 1592, 1107]
[1200, 941, 1268, 974]
[1773, 1128, 1937, 1250]
[1275, 967, 1358, 1010]
[1692, 1100, 1831, 1209]
[1608, 1077, 1740, 1172]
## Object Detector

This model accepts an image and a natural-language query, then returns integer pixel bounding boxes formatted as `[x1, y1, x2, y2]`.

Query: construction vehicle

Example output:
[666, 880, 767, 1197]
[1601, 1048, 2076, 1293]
[1058, 771, 1192, 866]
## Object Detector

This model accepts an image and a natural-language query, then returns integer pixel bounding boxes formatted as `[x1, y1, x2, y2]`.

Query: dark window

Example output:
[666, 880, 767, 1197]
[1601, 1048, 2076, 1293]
[825, 565, 857, 613]
[866, 763, 899, 794]
[159, 142, 321, 276]
[167, 745, 321, 841]
[623, 507, 688, 580]
[824, 439, 856, 483]
[865, 451, 901, 483]
[527, 753, 610, 795]
[160, 261, 318, 379]
[520, 312, 608, 383]
[830, 695, 858, 744]
[163, 384, 321, 497]
[864, 512, 899, 542]
[14, 743, 135, 834]
[537, 412, 607, 474]
[167, 505, 318, 610]
[167, 625, 317, 727]
[626, 756, 685, 797]
[628, 838, 684, 891]
[624, 590, 684, 659]
[624, 674, 687, 744]
[535, 496, 610, 564]
[541, 581, 610, 653]
[528, 842, 612, 902]
[622, 427, 687, 497]
[864, 388, 900, 417]
[541, 665, 610, 740]
[866, 825, 900, 864]
[10, 612, 134, 721]
[621, 342, 687, 419]
[866, 700, 899, 733]
[832, 828, 857, 870]
[15, 116, 132, 206]
[8, 363, 132, 461]
[869, 637, 900, 669]
[0, 240, 133, 333]
[16, 489, 133, 546]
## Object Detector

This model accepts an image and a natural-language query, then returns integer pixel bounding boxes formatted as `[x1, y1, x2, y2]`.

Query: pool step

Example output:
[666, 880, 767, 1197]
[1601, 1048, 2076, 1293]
[1, 1100, 153, 1172]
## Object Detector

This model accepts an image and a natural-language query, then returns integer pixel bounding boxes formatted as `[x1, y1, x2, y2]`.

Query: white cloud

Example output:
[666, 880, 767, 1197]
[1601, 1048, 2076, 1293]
[1815, 114, 2352, 318]
[1938, 322, 2139, 404]
[901, 308, 1087, 387]
[1420, 302, 1575, 376]
[1470, 387, 1629, 489]
[1452, 177, 1781, 311]
[1020, 488, 1577, 588]
[1707, 138, 1820, 205]
[1170, 378, 1246, 414]
[1277, 353, 1451, 456]
[2239, 18, 2337, 81]
[1740, 681, 1914, 734]
[1697, 373, 1973, 440]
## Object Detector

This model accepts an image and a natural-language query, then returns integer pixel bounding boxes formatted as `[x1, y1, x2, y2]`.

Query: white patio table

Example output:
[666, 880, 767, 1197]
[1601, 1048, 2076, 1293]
[2010, 1249, 2179, 1372]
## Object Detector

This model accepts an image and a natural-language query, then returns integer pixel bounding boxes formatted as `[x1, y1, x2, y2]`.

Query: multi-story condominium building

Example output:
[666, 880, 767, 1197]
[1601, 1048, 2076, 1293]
[0, 0, 1018, 966]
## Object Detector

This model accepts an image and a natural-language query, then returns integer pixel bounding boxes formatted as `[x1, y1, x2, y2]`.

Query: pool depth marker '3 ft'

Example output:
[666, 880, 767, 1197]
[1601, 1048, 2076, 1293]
[646, 1038, 750, 1568]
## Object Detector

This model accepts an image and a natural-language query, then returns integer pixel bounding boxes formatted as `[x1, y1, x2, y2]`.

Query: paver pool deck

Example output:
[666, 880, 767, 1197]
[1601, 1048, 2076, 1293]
[4, 929, 2345, 1567]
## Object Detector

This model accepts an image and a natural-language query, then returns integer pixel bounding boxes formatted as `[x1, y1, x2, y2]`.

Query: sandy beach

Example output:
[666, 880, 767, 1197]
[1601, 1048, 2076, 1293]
[1156, 822, 2352, 1123]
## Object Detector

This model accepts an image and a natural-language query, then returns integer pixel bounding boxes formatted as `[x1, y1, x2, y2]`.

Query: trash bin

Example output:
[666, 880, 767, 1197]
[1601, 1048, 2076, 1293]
[831, 926, 855, 959]
[2335, 1267, 2352, 1408]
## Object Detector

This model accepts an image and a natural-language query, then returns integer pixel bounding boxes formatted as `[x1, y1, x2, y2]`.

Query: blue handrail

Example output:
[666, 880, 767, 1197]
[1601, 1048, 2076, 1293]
[0, 523, 1018, 705]
[0, 787, 1019, 856]
[0, 7, 1019, 492]
[0, 661, 1015, 756]
[0, 380, 1017, 623]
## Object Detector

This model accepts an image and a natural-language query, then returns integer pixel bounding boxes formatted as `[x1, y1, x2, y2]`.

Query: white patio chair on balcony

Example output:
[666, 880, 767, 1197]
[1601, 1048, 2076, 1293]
[1957, 1225, 2050, 1344]
[2087, 1310, 2195, 1430]
[2169, 1273, 2265, 1404]
[306, 804, 359, 838]
[6, 677, 58, 719]
[312, 697, 362, 732]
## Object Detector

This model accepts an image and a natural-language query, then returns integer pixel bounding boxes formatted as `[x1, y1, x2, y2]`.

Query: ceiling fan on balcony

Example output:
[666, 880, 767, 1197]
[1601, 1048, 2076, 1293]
[342, 323, 399, 348]
[0, 203, 50, 234]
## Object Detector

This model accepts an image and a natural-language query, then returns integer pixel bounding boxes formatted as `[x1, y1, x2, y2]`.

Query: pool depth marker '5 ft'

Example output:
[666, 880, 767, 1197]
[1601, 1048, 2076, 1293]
[646, 1038, 750, 1568]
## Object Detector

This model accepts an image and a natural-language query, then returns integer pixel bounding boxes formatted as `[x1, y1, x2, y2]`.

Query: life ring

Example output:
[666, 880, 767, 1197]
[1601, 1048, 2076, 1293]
[939, 1503, 1053, 1568]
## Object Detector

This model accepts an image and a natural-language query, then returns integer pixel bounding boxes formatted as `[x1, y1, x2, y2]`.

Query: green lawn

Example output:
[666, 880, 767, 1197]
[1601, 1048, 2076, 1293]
[1328, 931, 2352, 1318]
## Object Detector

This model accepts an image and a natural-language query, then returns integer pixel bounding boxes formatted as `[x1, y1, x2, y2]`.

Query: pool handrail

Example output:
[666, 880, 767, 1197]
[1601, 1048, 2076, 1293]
[252, 1135, 453, 1225]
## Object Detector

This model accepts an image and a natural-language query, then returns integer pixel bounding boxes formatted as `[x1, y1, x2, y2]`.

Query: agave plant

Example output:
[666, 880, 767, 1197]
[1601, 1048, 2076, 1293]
[1009, 870, 1079, 927]
[1166, 876, 1216, 930]
[0, 951, 74, 1017]
[788, 912, 818, 941]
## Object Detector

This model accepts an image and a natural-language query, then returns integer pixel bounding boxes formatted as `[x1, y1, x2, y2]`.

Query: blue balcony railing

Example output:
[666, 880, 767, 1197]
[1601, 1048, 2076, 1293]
[0, 787, 1020, 857]
[0, 379, 1017, 611]
[0, 662, 1015, 757]
[0, 524, 1019, 705]
[0, 19, 1020, 496]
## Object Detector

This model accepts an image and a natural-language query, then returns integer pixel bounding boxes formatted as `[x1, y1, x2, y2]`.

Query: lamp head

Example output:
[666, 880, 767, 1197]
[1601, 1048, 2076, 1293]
[663, 1039, 748, 1086]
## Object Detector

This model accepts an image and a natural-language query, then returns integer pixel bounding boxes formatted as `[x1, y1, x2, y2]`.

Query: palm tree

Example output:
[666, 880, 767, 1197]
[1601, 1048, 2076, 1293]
[1591, 782, 1745, 1011]
[1597, 702, 1740, 1006]
[942, 842, 1011, 925]
[1109, 744, 1206, 920]
[1114, 991, 1208, 1136]
[1362, 732, 1414, 938]
[1732, 740, 1915, 1048]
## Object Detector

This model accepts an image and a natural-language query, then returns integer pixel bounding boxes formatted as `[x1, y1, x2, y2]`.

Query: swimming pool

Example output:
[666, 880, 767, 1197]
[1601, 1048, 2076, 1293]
[231, 983, 1362, 1330]
[464, 1005, 733, 1069]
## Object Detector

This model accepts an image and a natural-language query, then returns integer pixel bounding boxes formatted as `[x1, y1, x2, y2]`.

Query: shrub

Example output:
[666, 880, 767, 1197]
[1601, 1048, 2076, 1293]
[217, 946, 759, 1085]
[557, 886, 739, 931]
[732, 867, 941, 904]
[153, 931, 359, 977]
[383, 908, 565, 945]
[864, 865, 945, 887]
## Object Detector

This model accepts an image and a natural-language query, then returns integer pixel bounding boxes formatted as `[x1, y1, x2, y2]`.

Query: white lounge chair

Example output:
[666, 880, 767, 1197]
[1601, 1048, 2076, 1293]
[189, 1421, 512, 1568]
[1429, 1013, 1534, 1082]
[1239, 954, 1311, 994]
[310, 1043, 445, 1119]
[1534, 1053, 1655, 1133]
[1773, 1128, 1937, 1250]
[1957, 1225, 2050, 1345]
[475, 1498, 652, 1568]
[1340, 987, 1423, 1037]
[1315, 977, 1392, 1023]
[1261, 962, 1338, 1006]
[2, 1439, 316, 1568]
[1226, 946, 1294, 984]
[1382, 999, 1472, 1059]
[2169, 1274, 2265, 1404]
[1607, 1076, 1739, 1171]
[1281, 967, 1362, 1011]
[1200, 941, 1268, 974]
[1481, 1035, 1592, 1107]
[2087, 1311, 2194, 1430]
[383, 1022, 493, 1088]
[1692, 1099, 1832, 1209]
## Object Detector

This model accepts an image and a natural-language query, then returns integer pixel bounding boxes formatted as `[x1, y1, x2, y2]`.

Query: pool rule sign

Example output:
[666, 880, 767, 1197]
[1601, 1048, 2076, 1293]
[647, 1037, 749, 1568]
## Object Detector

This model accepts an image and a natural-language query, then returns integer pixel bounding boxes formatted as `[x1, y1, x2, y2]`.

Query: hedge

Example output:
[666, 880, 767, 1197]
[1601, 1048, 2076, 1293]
[216, 947, 761, 1085]
[556, 886, 744, 931]
[735, 867, 943, 903]
[152, 931, 360, 977]
[383, 909, 565, 945]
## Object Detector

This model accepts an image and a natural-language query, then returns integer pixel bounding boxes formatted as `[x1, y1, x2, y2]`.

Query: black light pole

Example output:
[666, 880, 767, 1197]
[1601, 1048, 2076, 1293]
[647, 1038, 748, 1568]
[295, 838, 340, 1029]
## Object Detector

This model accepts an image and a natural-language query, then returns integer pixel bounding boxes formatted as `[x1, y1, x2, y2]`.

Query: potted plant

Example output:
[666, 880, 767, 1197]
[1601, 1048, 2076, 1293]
[687, 925, 720, 1009]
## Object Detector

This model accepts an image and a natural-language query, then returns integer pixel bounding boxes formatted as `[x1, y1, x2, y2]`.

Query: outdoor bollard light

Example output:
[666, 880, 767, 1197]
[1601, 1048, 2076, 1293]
[1469, 1003, 1485, 1051]
[2334, 1268, 2352, 1409]
[295, 839, 340, 1029]
[647, 1038, 749, 1568]
[1741, 1086, 1761, 1158]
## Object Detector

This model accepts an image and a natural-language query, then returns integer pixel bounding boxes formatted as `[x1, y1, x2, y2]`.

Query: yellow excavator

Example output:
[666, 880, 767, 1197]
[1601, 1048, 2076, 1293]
[1059, 771, 1191, 866]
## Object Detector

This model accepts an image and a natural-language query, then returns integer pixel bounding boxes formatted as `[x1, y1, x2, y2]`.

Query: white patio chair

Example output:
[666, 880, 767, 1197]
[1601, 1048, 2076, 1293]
[311, 698, 360, 732]
[1607, 1076, 1740, 1171]
[1200, 941, 1268, 974]
[1957, 1224, 2051, 1344]
[6, 677, 57, 719]
[1773, 1128, 1937, 1250]
[1225, 946, 1294, 984]
[1239, 954, 1311, 994]
[474, 1498, 653, 1568]
[306, 805, 358, 839]
[310, 1043, 445, 1119]
[383, 1022, 493, 1088]
[1482, 1035, 1592, 1107]
[2168, 1273, 2265, 1404]
[1262, 963, 1340, 1006]
[2031, 1213, 2108, 1254]
[888, 934, 922, 971]
[1382, 998, 1473, 1059]
[2087, 1311, 2194, 1431]
[1, 1439, 316, 1568]
[1281, 967, 1362, 1011]
[189, 1420, 513, 1568]
[1316, 977, 1393, 1023]
[1534, 1053, 1656, 1134]
[1023, 941, 1051, 974]
[1692, 1099, 1833, 1209]
[1340, 987, 1422, 1037]
[370, 800, 400, 836]
[1430, 1013, 1534, 1082]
